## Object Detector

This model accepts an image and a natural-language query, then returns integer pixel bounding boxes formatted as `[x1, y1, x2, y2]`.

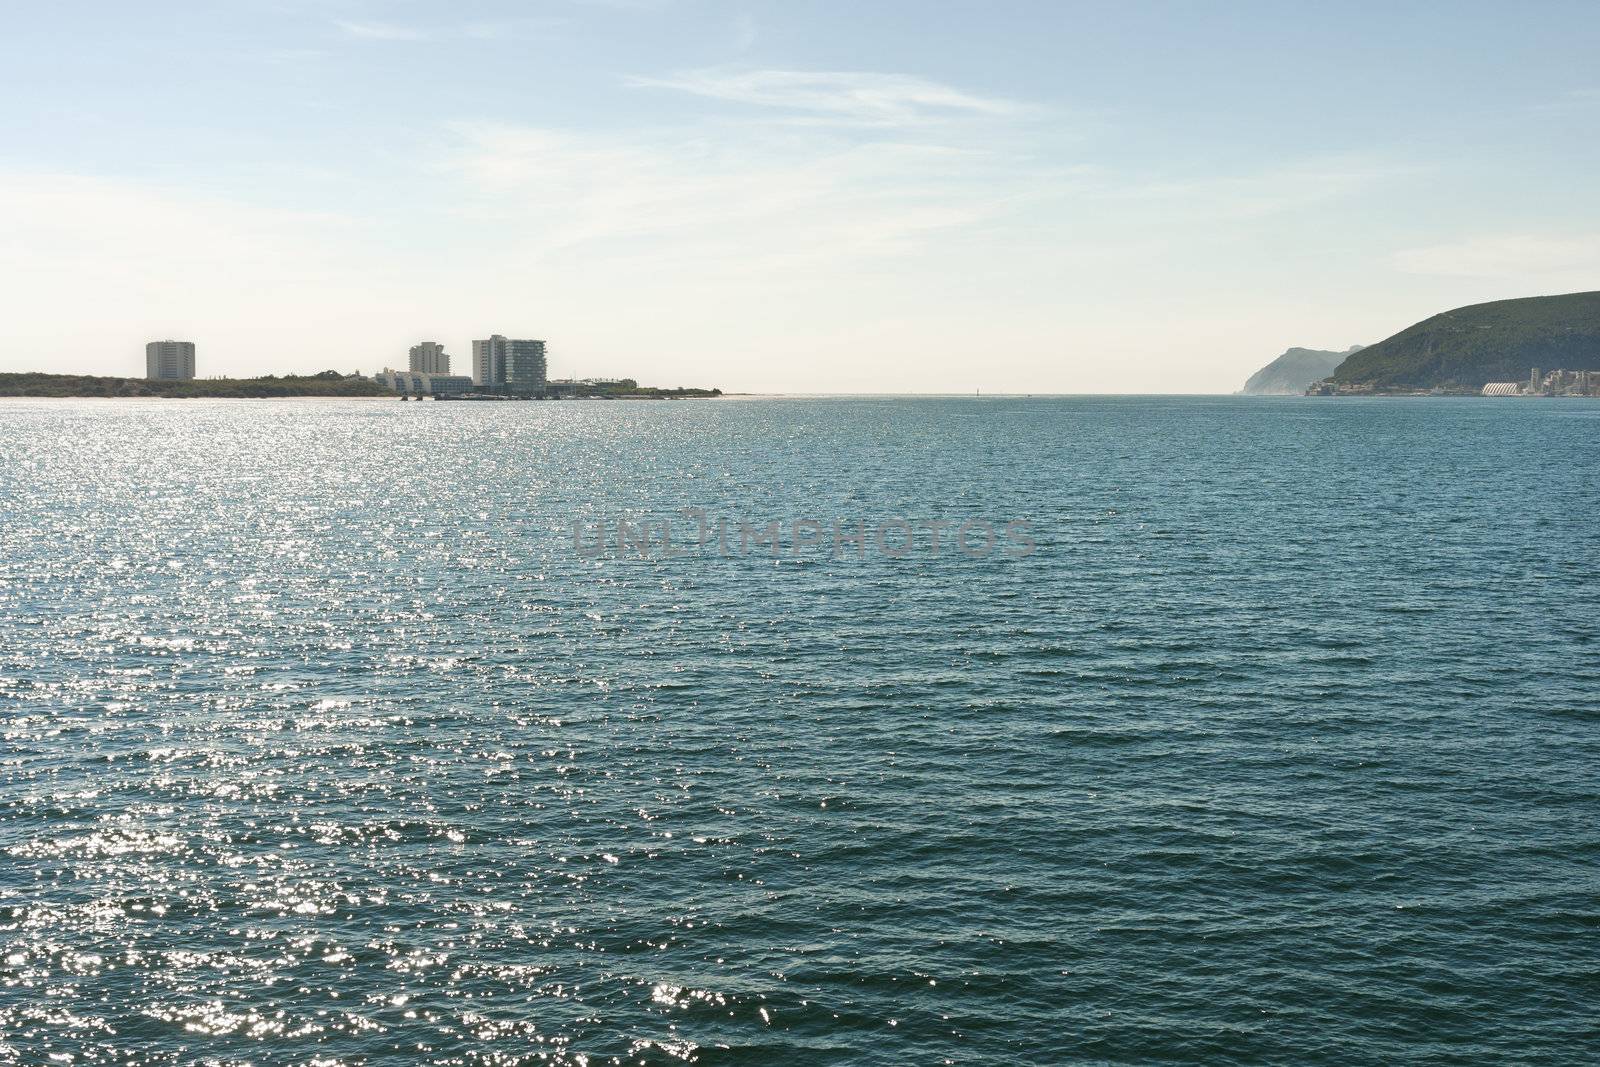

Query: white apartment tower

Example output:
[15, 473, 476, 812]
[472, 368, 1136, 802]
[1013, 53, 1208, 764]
[146, 340, 196, 381]
[472, 335, 548, 391]
[408, 341, 450, 375]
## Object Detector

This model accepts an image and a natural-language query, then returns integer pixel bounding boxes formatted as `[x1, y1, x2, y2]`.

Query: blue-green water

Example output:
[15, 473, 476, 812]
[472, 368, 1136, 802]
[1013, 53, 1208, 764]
[1, 396, 1597, 1065]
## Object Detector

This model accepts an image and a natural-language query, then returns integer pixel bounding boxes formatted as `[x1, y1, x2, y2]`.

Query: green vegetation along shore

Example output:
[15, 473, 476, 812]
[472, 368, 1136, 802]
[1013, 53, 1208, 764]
[0, 371, 389, 398]
[0, 372, 724, 399]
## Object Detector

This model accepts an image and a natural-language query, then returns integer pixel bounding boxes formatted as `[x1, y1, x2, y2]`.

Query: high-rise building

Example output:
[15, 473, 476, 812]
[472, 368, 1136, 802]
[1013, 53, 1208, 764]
[409, 341, 450, 375]
[472, 335, 548, 391]
[146, 340, 196, 381]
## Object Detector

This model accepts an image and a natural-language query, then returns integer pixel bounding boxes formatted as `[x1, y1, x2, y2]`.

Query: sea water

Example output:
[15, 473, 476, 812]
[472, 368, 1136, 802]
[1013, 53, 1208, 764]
[1, 396, 1597, 1064]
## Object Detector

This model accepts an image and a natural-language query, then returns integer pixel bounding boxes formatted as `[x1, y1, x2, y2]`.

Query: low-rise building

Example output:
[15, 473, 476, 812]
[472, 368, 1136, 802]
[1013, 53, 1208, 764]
[375, 368, 474, 396]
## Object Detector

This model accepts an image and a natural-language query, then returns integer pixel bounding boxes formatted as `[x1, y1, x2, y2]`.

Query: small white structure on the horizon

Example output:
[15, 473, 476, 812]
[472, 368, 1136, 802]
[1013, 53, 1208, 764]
[1481, 382, 1521, 397]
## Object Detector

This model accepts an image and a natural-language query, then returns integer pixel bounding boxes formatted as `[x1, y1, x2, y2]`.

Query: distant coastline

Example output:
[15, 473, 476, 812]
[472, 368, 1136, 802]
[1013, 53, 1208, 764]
[1233, 291, 1600, 396]
[0, 372, 722, 400]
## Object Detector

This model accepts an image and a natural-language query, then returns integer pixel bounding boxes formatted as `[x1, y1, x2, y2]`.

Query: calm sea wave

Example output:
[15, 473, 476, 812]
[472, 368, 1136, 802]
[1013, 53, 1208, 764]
[1, 396, 1597, 1065]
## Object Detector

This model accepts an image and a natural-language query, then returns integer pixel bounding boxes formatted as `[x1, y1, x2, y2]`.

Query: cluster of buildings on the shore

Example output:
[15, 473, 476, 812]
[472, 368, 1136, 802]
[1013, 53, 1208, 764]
[1479, 368, 1600, 397]
[134, 336, 706, 399]
[142, 335, 618, 397]
[374, 337, 549, 397]
[374, 338, 648, 398]
[1308, 367, 1600, 397]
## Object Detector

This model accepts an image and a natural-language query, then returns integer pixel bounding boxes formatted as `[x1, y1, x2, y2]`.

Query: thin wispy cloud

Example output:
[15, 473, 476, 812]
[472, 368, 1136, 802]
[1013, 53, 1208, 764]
[1530, 87, 1600, 114]
[441, 121, 1016, 263]
[0, 171, 376, 371]
[730, 14, 758, 53]
[262, 48, 330, 64]
[334, 16, 563, 43]
[459, 16, 569, 40]
[1093, 156, 1405, 221]
[335, 20, 429, 42]
[566, 0, 675, 10]
[1393, 233, 1600, 277]
[628, 69, 1024, 127]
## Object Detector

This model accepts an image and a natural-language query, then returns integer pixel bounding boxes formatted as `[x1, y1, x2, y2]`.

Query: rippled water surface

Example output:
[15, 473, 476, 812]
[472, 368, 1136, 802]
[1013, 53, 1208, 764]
[2, 396, 1598, 1065]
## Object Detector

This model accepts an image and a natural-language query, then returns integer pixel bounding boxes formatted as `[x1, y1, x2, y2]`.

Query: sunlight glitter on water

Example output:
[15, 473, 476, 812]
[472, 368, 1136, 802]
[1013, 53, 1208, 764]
[1, 397, 1598, 1065]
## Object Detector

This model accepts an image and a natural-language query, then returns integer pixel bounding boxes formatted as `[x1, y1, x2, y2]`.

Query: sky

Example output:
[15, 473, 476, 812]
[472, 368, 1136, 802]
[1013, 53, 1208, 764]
[2, 0, 1598, 393]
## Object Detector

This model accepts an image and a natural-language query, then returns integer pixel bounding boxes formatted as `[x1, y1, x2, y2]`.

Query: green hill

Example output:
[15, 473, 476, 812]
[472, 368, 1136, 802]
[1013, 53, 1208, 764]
[1327, 291, 1600, 390]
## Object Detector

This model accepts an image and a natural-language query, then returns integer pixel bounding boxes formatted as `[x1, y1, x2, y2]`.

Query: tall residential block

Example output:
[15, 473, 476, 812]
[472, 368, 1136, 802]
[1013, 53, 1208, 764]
[146, 340, 196, 381]
[472, 335, 548, 391]
[409, 341, 450, 375]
